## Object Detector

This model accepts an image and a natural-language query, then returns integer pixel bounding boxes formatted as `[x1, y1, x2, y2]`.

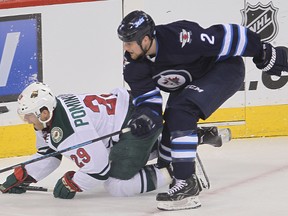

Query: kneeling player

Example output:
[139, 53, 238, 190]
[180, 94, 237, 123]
[0, 82, 170, 198]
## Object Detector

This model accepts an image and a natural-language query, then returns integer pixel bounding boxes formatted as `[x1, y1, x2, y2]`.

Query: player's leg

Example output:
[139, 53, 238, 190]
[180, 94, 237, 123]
[109, 99, 163, 180]
[107, 101, 168, 195]
[109, 126, 162, 180]
[156, 57, 245, 211]
[156, 122, 172, 167]
[104, 164, 172, 197]
[157, 99, 202, 210]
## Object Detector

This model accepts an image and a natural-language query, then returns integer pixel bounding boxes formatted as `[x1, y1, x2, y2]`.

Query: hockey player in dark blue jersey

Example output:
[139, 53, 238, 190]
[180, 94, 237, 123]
[117, 10, 288, 211]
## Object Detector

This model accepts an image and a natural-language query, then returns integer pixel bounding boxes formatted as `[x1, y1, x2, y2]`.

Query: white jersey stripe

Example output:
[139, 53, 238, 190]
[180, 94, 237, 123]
[217, 24, 233, 60]
[159, 151, 172, 162]
[136, 96, 163, 106]
[133, 87, 161, 106]
[160, 144, 171, 152]
[171, 151, 197, 158]
[172, 135, 198, 143]
[234, 25, 247, 56]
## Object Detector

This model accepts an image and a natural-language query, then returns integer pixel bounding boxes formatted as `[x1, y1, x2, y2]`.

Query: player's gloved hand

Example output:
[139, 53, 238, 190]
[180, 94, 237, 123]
[128, 107, 162, 137]
[0, 166, 36, 194]
[128, 114, 154, 136]
[253, 43, 288, 76]
[53, 171, 82, 199]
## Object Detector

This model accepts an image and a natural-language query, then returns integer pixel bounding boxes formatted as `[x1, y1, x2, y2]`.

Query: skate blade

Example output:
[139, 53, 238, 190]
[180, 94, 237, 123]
[157, 196, 201, 211]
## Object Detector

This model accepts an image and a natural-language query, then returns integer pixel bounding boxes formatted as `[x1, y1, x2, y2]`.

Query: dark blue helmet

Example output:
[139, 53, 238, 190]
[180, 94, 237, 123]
[117, 10, 155, 43]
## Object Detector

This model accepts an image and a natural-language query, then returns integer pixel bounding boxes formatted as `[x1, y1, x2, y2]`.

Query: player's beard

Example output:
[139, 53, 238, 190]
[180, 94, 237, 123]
[134, 51, 146, 60]
[128, 48, 145, 60]
[133, 43, 150, 60]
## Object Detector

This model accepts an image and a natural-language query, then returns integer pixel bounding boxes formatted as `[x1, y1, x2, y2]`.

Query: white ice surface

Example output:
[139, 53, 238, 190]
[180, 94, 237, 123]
[1, 136, 288, 216]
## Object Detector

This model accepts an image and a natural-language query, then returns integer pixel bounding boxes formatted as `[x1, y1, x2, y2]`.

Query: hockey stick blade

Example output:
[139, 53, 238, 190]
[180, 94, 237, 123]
[0, 184, 51, 192]
[199, 127, 232, 147]
[18, 185, 51, 192]
[0, 127, 131, 173]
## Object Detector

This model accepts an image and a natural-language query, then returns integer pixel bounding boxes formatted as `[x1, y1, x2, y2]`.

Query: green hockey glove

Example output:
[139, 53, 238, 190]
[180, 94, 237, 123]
[0, 166, 36, 194]
[53, 171, 82, 199]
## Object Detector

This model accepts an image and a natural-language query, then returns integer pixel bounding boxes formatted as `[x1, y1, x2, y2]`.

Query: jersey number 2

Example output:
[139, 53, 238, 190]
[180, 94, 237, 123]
[201, 33, 215, 45]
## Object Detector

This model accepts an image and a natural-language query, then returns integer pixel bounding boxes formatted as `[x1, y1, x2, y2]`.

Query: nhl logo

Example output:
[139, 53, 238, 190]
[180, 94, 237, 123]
[240, 2, 279, 42]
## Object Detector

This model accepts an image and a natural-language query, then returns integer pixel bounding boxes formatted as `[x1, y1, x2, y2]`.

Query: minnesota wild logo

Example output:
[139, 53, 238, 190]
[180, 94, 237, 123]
[51, 127, 63, 143]
[240, 2, 279, 42]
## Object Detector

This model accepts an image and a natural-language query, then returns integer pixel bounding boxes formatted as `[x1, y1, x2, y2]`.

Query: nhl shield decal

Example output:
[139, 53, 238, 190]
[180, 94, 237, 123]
[240, 2, 279, 42]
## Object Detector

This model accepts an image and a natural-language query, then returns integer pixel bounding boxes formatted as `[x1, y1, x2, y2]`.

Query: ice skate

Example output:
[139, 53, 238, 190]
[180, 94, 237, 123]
[156, 174, 201, 211]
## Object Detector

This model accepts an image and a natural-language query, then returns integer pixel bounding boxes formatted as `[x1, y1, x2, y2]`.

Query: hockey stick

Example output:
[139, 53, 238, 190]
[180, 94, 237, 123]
[18, 185, 51, 192]
[195, 152, 210, 189]
[0, 184, 51, 192]
[198, 127, 231, 147]
[196, 127, 232, 190]
[0, 127, 131, 174]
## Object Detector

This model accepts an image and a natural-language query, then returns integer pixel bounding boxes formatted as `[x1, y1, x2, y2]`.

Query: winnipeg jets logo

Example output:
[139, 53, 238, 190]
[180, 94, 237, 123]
[161, 75, 180, 86]
[158, 74, 185, 90]
[240, 2, 279, 42]
[153, 69, 192, 92]
[179, 29, 192, 48]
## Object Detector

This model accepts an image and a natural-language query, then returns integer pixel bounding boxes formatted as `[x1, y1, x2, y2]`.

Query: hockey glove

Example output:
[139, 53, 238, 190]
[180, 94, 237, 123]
[0, 166, 36, 194]
[128, 107, 162, 137]
[253, 43, 288, 76]
[53, 171, 82, 199]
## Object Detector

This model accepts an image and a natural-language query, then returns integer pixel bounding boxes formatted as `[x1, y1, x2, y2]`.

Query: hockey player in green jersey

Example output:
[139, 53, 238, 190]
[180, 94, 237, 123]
[0, 82, 169, 199]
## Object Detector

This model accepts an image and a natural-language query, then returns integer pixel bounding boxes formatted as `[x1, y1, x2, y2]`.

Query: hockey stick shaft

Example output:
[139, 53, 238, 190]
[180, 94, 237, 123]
[0, 127, 131, 173]
[196, 152, 210, 189]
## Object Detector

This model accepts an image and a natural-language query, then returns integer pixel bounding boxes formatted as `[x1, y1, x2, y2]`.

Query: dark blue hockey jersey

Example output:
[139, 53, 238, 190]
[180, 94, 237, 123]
[123, 20, 262, 114]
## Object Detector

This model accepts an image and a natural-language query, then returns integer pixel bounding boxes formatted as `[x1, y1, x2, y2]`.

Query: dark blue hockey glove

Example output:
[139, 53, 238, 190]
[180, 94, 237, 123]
[128, 107, 162, 137]
[0, 166, 36, 194]
[253, 43, 288, 76]
[53, 171, 82, 199]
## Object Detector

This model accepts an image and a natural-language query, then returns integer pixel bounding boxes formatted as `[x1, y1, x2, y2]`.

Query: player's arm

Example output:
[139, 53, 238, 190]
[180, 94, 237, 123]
[0, 131, 62, 194]
[123, 53, 162, 113]
[53, 130, 110, 199]
[24, 130, 62, 181]
[188, 21, 288, 76]
[123, 53, 163, 136]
